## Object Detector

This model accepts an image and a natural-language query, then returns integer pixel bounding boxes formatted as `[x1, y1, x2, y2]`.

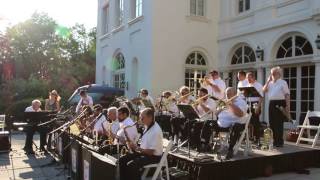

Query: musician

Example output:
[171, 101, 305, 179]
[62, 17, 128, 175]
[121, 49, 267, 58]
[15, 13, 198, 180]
[237, 71, 248, 94]
[92, 104, 107, 136]
[263, 66, 290, 147]
[202, 70, 226, 100]
[103, 107, 120, 140]
[139, 89, 155, 110]
[215, 87, 248, 159]
[45, 90, 61, 111]
[177, 86, 196, 104]
[115, 107, 139, 145]
[75, 90, 93, 113]
[119, 108, 163, 180]
[23, 100, 47, 154]
[159, 91, 179, 115]
[171, 86, 196, 144]
[246, 72, 264, 145]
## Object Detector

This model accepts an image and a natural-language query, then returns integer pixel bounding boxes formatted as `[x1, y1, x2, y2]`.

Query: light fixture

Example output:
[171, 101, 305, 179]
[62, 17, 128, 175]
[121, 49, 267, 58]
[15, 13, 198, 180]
[255, 46, 264, 61]
[315, 35, 320, 49]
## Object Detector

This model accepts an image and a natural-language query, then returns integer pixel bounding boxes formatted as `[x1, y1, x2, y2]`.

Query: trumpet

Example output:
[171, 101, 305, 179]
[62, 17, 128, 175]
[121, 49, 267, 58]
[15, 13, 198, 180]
[199, 76, 212, 86]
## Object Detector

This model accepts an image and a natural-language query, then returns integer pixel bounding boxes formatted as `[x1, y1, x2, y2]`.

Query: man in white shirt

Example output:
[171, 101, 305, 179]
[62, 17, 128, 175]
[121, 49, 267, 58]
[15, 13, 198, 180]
[76, 90, 93, 113]
[237, 71, 249, 95]
[103, 107, 120, 139]
[138, 89, 155, 111]
[115, 107, 139, 145]
[215, 87, 248, 159]
[202, 70, 226, 100]
[24, 99, 46, 154]
[246, 72, 264, 145]
[263, 66, 290, 147]
[120, 108, 163, 180]
[92, 104, 107, 136]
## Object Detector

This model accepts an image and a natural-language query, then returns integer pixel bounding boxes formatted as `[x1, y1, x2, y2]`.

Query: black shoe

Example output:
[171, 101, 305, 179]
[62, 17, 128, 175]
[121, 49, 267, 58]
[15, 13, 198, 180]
[226, 150, 233, 160]
[25, 149, 35, 155]
[39, 147, 46, 152]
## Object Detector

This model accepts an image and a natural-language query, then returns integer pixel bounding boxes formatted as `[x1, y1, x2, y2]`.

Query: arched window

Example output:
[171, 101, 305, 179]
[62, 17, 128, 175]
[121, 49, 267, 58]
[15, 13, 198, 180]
[276, 35, 313, 59]
[113, 53, 126, 89]
[185, 51, 208, 92]
[231, 45, 256, 65]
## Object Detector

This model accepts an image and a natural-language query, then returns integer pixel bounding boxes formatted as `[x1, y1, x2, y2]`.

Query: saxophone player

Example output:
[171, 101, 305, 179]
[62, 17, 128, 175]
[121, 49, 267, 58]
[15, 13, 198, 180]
[116, 107, 139, 145]
[119, 108, 163, 180]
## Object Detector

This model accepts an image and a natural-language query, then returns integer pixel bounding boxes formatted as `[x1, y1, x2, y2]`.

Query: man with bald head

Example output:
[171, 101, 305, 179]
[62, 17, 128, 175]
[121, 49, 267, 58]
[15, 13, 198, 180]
[215, 87, 248, 159]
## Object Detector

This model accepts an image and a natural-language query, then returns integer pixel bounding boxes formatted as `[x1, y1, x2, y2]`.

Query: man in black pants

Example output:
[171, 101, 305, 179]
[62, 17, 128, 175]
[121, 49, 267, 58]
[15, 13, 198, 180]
[119, 108, 163, 180]
[263, 66, 290, 147]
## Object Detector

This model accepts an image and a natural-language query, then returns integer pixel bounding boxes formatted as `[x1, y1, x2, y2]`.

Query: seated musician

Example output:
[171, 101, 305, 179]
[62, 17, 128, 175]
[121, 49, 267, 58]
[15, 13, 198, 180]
[103, 107, 120, 141]
[45, 90, 61, 112]
[171, 86, 196, 144]
[115, 107, 139, 145]
[192, 88, 217, 151]
[215, 87, 247, 159]
[158, 91, 179, 115]
[92, 104, 107, 136]
[23, 99, 47, 154]
[139, 89, 155, 110]
[119, 108, 163, 180]
[76, 90, 93, 114]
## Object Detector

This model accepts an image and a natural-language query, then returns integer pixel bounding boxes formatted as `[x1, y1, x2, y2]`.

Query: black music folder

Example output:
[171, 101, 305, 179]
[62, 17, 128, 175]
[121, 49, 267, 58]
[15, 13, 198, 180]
[177, 104, 199, 120]
[238, 86, 262, 98]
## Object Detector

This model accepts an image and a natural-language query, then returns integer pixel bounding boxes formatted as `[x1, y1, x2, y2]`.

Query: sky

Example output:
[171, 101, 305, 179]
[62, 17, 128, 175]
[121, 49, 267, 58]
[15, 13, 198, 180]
[0, 0, 97, 32]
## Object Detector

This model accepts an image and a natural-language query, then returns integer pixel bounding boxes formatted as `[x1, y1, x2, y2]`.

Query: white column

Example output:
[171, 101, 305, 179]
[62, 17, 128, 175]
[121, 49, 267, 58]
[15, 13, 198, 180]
[314, 62, 320, 111]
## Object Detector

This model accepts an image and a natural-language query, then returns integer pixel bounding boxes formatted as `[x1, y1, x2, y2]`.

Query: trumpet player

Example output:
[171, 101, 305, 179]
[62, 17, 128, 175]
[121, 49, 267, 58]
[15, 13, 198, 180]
[119, 108, 163, 180]
[215, 87, 248, 159]
[263, 66, 290, 147]
[246, 72, 264, 145]
[201, 70, 226, 100]
[139, 89, 155, 110]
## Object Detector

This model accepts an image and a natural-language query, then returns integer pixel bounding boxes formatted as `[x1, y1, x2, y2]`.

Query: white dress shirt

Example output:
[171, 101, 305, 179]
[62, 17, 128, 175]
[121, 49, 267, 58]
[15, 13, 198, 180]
[76, 95, 93, 113]
[197, 98, 217, 120]
[203, 78, 226, 100]
[247, 81, 264, 102]
[217, 97, 247, 128]
[115, 117, 139, 145]
[140, 122, 163, 156]
[93, 114, 107, 133]
[267, 79, 290, 100]
[25, 106, 41, 112]
[179, 95, 196, 105]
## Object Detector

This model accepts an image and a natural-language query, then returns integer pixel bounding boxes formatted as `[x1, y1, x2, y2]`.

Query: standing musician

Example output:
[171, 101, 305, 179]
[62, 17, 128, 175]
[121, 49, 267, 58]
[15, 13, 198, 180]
[263, 66, 290, 147]
[92, 104, 107, 136]
[171, 86, 196, 144]
[115, 107, 139, 146]
[237, 71, 248, 94]
[119, 108, 163, 180]
[215, 87, 248, 159]
[23, 99, 47, 154]
[45, 90, 61, 112]
[138, 89, 155, 111]
[246, 72, 264, 145]
[202, 70, 226, 100]
[76, 90, 93, 114]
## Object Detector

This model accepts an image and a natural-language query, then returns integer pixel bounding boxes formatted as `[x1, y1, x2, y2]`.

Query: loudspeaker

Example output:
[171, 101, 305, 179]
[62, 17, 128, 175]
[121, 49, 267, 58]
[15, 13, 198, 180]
[0, 131, 11, 151]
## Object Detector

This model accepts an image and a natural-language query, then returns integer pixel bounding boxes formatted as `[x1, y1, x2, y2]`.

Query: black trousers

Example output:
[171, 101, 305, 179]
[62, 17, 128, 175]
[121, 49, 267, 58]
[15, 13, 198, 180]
[269, 100, 286, 146]
[119, 152, 161, 180]
[24, 125, 48, 150]
[171, 117, 186, 139]
[248, 101, 261, 140]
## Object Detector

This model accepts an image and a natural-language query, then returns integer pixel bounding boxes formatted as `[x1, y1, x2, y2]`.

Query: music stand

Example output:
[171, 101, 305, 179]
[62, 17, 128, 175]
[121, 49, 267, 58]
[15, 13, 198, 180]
[141, 99, 154, 110]
[176, 104, 199, 158]
[238, 86, 262, 113]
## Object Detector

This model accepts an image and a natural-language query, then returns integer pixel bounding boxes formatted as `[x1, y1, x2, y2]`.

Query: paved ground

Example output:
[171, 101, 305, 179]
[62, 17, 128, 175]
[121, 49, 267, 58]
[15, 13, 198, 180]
[0, 133, 319, 180]
[0, 133, 67, 180]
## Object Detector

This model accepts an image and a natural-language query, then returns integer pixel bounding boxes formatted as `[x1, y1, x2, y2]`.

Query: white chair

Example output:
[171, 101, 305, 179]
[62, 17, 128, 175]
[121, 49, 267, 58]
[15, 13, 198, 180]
[141, 140, 173, 180]
[233, 113, 252, 156]
[0, 114, 11, 152]
[296, 111, 320, 148]
[0, 115, 5, 131]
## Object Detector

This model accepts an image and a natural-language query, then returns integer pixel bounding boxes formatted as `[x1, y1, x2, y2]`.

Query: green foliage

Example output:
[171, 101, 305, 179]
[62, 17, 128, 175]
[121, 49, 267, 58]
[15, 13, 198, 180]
[0, 12, 96, 116]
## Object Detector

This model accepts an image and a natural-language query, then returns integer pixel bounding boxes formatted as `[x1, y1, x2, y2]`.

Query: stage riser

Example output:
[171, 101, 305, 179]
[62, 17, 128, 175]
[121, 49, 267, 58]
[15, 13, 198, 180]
[168, 150, 320, 180]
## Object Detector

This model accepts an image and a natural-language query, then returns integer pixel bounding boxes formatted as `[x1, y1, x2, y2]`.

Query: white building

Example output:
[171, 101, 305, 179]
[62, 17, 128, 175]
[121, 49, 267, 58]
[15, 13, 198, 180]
[96, 0, 220, 98]
[218, 0, 320, 122]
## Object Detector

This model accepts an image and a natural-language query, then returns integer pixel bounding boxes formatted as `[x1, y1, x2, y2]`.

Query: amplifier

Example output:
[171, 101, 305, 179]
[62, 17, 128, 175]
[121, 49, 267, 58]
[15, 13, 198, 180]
[0, 131, 11, 152]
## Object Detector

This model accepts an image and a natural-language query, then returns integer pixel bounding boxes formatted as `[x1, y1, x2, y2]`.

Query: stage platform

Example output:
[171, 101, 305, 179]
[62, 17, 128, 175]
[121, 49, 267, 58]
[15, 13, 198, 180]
[168, 142, 320, 180]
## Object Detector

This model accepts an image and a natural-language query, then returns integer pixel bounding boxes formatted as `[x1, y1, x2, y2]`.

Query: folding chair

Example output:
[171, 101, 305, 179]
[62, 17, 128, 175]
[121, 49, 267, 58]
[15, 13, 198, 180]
[296, 111, 320, 148]
[233, 113, 252, 156]
[141, 140, 173, 180]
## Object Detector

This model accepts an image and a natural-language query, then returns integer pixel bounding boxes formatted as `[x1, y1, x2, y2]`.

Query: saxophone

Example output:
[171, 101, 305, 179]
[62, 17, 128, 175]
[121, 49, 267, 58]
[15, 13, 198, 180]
[122, 122, 140, 154]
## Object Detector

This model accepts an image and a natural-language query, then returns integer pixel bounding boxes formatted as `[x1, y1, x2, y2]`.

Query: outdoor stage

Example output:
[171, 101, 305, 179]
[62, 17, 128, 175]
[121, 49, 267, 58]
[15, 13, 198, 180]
[167, 142, 320, 180]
